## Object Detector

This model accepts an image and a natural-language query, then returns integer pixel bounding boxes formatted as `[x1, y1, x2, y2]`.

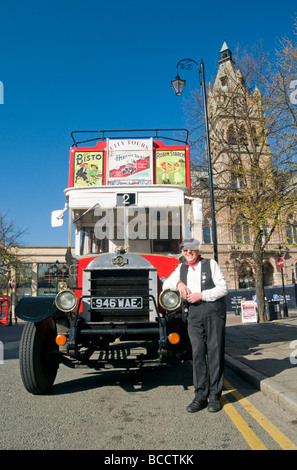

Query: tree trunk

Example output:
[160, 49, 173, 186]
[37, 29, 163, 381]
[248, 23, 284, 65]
[253, 238, 267, 323]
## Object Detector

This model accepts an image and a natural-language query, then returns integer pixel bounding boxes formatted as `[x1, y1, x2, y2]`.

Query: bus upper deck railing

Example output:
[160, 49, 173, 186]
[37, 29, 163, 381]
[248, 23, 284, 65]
[70, 129, 189, 147]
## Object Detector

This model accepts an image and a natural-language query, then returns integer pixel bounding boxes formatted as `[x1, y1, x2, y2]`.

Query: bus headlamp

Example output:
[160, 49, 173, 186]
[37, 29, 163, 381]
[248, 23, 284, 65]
[55, 289, 78, 312]
[159, 289, 181, 311]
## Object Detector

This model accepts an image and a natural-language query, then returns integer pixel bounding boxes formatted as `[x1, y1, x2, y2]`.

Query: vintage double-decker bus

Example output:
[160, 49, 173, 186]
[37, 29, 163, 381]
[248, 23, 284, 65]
[16, 130, 204, 394]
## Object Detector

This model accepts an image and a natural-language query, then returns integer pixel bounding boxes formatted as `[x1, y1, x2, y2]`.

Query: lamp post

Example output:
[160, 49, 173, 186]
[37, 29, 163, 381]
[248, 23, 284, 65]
[171, 58, 218, 262]
[278, 246, 288, 318]
[233, 258, 241, 315]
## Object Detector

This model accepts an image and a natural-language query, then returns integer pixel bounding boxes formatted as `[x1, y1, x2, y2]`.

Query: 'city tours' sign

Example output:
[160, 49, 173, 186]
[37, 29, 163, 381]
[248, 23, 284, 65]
[107, 138, 153, 185]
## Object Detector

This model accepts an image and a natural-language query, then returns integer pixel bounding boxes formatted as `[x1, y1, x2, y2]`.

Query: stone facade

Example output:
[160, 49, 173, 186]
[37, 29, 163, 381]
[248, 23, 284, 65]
[193, 43, 297, 292]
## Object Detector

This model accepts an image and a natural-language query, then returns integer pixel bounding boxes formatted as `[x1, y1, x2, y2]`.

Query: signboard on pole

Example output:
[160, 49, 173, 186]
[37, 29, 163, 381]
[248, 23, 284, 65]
[277, 257, 284, 269]
[241, 300, 258, 323]
[8, 279, 16, 289]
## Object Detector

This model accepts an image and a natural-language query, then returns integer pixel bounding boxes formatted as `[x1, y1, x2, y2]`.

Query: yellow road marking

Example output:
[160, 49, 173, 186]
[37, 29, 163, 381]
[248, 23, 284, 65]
[221, 394, 267, 450]
[224, 379, 297, 450]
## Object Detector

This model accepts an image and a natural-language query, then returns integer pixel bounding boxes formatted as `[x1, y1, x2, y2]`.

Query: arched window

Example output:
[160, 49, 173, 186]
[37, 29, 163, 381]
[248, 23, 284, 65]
[238, 125, 247, 146]
[263, 262, 274, 286]
[234, 221, 250, 244]
[231, 159, 245, 189]
[286, 215, 297, 244]
[203, 217, 212, 244]
[238, 262, 255, 288]
[227, 125, 237, 145]
[251, 126, 259, 147]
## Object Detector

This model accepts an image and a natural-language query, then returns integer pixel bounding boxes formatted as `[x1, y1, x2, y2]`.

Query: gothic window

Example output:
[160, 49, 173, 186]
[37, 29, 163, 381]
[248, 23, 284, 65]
[220, 76, 228, 87]
[238, 125, 247, 146]
[227, 125, 237, 145]
[235, 221, 250, 244]
[286, 215, 297, 244]
[231, 159, 245, 189]
[251, 126, 259, 147]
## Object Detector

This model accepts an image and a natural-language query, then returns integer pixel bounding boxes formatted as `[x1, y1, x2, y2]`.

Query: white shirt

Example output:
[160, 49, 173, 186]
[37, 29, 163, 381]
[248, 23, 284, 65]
[162, 258, 228, 302]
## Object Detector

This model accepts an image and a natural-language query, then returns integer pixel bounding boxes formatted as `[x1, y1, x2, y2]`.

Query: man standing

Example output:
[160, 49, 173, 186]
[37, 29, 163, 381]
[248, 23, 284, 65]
[162, 238, 228, 412]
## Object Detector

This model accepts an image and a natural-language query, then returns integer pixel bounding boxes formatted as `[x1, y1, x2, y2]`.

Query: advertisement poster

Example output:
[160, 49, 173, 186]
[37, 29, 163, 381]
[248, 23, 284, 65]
[74, 151, 103, 187]
[156, 150, 186, 185]
[107, 138, 153, 185]
[241, 300, 258, 323]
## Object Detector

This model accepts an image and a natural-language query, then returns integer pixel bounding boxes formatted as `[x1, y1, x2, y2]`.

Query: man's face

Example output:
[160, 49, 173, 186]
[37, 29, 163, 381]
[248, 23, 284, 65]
[183, 249, 199, 264]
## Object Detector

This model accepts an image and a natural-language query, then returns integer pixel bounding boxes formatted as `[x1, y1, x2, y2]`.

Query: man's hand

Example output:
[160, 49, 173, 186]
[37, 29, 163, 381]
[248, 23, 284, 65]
[177, 281, 191, 299]
[187, 292, 203, 303]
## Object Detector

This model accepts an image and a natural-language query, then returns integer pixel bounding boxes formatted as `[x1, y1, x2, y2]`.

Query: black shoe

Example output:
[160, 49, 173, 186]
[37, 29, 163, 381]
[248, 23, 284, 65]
[208, 398, 221, 412]
[186, 399, 207, 413]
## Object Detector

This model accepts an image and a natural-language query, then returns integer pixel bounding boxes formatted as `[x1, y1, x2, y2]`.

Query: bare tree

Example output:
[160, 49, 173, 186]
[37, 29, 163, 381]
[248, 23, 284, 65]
[0, 213, 28, 292]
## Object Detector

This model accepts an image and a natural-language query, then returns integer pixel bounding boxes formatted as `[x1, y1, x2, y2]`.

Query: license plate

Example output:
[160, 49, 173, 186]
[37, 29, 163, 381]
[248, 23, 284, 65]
[91, 297, 143, 309]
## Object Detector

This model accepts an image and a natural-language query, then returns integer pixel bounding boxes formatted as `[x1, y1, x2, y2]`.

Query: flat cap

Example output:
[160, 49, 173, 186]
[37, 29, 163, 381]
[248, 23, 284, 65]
[179, 238, 201, 251]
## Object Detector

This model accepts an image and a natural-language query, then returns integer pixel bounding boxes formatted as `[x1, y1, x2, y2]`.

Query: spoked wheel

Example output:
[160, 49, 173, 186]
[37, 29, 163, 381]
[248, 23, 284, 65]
[19, 319, 59, 394]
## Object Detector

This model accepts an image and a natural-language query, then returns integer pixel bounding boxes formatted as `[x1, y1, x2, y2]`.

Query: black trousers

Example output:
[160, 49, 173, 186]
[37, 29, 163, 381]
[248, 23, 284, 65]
[187, 303, 226, 401]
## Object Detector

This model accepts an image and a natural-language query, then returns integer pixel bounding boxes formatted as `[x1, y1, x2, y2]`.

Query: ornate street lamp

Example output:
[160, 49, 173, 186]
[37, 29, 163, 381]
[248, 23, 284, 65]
[171, 58, 218, 262]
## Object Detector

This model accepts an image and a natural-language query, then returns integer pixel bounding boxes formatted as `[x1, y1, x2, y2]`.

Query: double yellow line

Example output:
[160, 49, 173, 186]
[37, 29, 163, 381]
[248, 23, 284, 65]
[222, 379, 297, 450]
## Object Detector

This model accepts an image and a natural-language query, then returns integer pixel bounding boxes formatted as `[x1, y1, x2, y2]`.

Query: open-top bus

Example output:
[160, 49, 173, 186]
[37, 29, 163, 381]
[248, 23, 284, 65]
[16, 130, 204, 394]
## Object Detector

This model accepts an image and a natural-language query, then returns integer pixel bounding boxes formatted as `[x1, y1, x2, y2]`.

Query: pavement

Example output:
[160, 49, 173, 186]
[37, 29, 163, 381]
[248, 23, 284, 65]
[225, 311, 297, 417]
[1, 312, 297, 417]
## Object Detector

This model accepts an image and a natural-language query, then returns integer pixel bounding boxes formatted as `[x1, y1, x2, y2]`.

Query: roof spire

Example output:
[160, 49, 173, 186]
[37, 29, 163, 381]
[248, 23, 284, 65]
[219, 41, 233, 64]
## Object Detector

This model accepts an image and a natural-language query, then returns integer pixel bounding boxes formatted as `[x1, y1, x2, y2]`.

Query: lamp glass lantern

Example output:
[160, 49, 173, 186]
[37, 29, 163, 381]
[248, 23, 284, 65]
[171, 76, 186, 96]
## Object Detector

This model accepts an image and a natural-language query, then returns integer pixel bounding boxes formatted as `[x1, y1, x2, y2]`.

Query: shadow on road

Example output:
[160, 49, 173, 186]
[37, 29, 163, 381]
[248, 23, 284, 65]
[51, 360, 194, 395]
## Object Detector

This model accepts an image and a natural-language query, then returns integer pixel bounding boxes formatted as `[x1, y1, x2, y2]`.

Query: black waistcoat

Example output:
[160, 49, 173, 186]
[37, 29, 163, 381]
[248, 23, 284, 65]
[180, 258, 226, 318]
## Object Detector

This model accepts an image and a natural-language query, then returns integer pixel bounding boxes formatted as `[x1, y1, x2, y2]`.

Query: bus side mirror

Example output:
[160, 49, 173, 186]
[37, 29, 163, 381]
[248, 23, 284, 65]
[51, 210, 65, 227]
[51, 204, 68, 227]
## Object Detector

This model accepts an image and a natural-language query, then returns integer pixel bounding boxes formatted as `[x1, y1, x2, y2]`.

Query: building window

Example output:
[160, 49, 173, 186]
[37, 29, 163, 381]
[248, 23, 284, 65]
[220, 76, 228, 87]
[37, 262, 68, 296]
[251, 126, 259, 147]
[16, 263, 33, 301]
[286, 216, 297, 244]
[231, 159, 245, 189]
[203, 218, 212, 244]
[238, 263, 254, 288]
[227, 125, 237, 145]
[238, 125, 247, 146]
[235, 222, 250, 245]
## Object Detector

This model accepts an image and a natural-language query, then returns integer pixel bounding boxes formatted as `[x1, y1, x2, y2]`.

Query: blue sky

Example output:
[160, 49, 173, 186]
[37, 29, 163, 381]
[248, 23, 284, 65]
[0, 0, 296, 246]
